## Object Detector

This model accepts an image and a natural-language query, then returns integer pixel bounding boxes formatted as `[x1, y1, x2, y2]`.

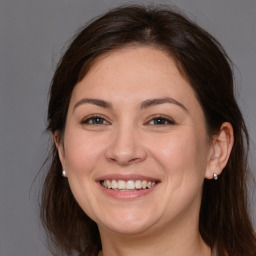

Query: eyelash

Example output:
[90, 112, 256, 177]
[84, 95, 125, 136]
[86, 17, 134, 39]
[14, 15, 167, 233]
[147, 115, 176, 126]
[81, 115, 176, 126]
[81, 115, 110, 125]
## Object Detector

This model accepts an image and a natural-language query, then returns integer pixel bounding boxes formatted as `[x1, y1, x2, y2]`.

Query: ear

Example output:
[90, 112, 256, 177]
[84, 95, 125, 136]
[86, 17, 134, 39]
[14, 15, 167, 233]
[53, 131, 68, 176]
[205, 122, 234, 179]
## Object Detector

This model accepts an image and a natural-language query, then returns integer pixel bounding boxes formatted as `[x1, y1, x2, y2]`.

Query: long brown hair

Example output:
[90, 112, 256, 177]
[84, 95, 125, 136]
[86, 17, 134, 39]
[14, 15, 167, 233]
[41, 5, 256, 256]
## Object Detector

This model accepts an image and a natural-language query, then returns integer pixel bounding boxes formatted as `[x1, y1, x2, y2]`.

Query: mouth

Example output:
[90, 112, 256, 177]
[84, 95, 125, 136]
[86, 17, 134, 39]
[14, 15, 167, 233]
[100, 179, 158, 191]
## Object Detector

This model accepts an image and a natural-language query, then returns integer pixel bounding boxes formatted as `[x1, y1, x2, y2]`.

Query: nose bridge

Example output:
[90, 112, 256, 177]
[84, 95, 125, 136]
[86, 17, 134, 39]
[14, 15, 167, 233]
[105, 120, 146, 165]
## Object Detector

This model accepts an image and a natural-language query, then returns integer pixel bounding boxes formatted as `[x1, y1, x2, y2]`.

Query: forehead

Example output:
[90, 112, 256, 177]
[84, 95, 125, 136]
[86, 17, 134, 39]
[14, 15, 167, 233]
[72, 46, 196, 101]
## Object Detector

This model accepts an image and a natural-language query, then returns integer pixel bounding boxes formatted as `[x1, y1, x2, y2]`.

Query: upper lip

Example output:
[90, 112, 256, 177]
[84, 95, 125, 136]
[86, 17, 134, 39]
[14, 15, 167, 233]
[96, 174, 160, 182]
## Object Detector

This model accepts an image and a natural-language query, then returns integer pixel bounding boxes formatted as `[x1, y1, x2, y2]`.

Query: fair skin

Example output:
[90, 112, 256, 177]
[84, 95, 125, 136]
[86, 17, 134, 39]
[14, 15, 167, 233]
[55, 46, 233, 256]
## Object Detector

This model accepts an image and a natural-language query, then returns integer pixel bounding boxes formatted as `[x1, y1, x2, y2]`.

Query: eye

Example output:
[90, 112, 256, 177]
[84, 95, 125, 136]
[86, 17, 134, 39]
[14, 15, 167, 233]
[81, 115, 110, 125]
[148, 116, 176, 125]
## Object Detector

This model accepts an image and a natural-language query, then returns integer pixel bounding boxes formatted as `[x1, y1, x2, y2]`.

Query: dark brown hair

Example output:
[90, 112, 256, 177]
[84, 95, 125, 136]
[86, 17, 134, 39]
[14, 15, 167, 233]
[41, 5, 256, 256]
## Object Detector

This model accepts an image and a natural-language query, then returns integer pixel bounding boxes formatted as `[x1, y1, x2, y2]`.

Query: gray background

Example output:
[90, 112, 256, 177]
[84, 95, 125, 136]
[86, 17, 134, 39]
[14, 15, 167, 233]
[0, 0, 255, 255]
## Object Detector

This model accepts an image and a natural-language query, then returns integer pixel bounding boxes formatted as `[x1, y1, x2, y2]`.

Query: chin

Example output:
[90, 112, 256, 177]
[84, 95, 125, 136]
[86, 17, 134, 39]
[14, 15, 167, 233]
[102, 221, 154, 235]
[97, 210, 160, 235]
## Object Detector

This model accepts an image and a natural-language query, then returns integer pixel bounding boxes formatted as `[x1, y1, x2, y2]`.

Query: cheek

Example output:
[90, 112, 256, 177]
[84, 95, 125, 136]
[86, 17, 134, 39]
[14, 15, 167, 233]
[150, 128, 209, 179]
[64, 129, 106, 175]
[63, 130, 106, 218]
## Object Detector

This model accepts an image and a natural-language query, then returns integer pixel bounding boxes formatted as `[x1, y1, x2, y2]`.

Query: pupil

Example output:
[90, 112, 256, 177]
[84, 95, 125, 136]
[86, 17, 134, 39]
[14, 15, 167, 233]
[155, 118, 164, 124]
[95, 118, 102, 124]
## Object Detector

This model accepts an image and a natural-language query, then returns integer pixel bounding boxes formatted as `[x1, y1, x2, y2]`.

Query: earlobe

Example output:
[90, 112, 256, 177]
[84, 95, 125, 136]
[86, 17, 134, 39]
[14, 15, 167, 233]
[53, 131, 67, 173]
[205, 122, 234, 180]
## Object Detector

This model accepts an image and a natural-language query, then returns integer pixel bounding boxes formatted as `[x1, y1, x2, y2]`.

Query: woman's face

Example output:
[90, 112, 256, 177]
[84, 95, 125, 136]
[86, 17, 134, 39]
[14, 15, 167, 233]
[57, 46, 214, 236]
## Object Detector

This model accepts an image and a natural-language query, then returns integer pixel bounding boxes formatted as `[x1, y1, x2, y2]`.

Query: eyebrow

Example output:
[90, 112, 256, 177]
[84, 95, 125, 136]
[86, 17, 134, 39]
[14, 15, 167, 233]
[140, 97, 188, 112]
[73, 98, 113, 112]
[73, 97, 188, 112]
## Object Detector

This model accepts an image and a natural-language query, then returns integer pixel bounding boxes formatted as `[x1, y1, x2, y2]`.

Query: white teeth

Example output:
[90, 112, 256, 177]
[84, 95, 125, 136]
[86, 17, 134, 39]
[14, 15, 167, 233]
[142, 180, 147, 189]
[117, 180, 126, 189]
[126, 180, 135, 189]
[102, 179, 157, 190]
[111, 180, 118, 189]
[106, 180, 112, 188]
[135, 180, 142, 189]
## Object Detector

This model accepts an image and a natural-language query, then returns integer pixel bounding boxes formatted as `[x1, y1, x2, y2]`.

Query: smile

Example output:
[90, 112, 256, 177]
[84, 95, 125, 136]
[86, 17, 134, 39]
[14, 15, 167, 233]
[101, 180, 157, 190]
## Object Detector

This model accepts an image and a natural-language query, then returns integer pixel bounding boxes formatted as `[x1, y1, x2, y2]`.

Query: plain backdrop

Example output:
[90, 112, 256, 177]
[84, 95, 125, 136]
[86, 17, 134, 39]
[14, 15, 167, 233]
[0, 0, 255, 255]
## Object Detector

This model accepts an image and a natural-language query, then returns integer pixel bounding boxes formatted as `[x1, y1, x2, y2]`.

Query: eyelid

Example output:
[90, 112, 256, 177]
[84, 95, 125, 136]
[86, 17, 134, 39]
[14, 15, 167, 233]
[145, 115, 176, 125]
[81, 114, 111, 125]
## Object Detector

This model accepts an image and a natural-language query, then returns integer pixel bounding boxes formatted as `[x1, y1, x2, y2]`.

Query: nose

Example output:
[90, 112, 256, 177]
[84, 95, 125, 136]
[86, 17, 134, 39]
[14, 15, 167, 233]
[105, 125, 147, 166]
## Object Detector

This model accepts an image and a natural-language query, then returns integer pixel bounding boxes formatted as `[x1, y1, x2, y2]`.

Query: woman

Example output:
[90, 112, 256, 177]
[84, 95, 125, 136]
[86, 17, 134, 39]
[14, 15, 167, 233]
[41, 5, 256, 256]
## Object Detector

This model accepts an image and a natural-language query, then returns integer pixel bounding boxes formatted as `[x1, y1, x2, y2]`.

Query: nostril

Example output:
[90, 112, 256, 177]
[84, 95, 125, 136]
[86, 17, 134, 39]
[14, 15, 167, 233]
[106, 150, 146, 166]
[108, 156, 140, 166]
[105, 135, 147, 165]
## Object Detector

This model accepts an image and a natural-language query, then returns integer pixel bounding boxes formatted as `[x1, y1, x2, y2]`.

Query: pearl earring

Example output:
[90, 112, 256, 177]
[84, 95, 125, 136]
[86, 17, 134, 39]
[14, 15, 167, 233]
[62, 170, 67, 177]
[213, 173, 218, 180]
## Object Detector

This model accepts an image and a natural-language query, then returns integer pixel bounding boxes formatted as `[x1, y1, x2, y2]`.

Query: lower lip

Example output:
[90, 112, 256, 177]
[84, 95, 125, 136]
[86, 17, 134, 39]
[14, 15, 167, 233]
[97, 182, 158, 200]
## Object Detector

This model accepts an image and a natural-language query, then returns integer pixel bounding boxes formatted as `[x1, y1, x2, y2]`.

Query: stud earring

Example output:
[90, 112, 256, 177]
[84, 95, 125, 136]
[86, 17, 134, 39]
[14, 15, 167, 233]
[213, 173, 218, 180]
[62, 170, 67, 177]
